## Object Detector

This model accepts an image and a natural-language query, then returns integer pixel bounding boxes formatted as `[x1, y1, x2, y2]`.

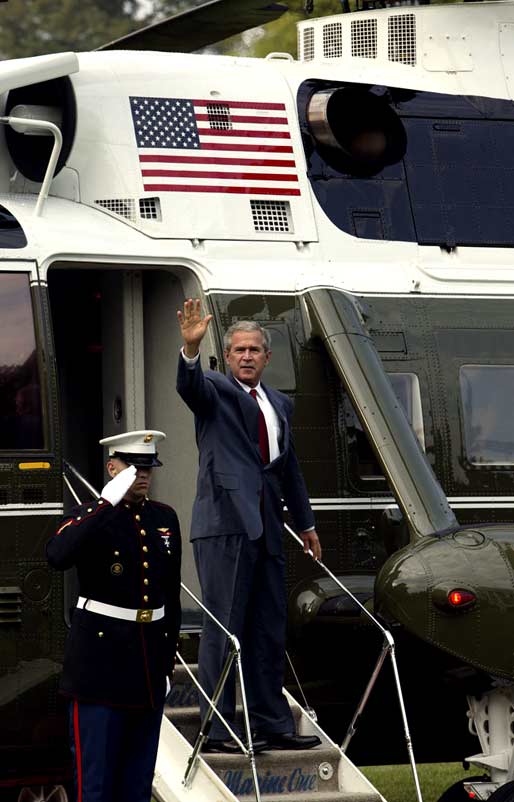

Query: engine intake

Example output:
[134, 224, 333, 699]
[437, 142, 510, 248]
[5, 76, 76, 183]
[307, 87, 406, 175]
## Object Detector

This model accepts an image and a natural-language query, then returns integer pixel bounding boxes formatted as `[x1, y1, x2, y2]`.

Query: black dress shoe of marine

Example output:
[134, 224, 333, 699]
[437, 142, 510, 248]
[203, 737, 269, 754]
[268, 733, 322, 750]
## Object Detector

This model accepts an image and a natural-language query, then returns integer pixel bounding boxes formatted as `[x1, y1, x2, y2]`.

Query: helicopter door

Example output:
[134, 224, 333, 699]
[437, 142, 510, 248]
[102, 270, 146, 434]
[47, 264, 206, 627]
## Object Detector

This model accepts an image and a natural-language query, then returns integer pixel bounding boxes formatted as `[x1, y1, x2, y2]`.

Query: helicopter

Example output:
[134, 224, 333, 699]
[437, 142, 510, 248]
[2, 0, 514, 799]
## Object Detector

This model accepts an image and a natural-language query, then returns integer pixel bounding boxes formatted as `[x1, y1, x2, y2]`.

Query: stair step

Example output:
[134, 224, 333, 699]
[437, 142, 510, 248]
[164, 704, 303, 744]
[202, 746, 341, 795]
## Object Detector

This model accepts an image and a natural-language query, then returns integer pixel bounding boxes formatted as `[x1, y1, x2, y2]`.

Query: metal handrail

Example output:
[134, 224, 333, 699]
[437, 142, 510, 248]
[62, 461, 262, 802]
[286, 523, 423, 802]
[179, 582, 261, 802]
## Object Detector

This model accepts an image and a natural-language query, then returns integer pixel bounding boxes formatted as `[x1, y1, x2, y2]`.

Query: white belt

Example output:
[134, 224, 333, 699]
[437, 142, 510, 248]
[77, 597, 165, 623]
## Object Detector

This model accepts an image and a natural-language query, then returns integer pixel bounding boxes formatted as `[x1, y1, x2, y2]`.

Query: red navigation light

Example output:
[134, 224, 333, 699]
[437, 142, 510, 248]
[448, 589, 476, 608]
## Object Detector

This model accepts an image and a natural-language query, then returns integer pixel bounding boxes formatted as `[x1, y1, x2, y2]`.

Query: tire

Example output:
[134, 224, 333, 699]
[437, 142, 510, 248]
[436, 775, 488, 802]
[488, 781, 514, 801]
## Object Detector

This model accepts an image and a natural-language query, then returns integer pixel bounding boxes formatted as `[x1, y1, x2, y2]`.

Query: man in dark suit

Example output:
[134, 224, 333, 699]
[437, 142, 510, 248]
[46, 430, 181, 802]
[176, 299, 321, 753]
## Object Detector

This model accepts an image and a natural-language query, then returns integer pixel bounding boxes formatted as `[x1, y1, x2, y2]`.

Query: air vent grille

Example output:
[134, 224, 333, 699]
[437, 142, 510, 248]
[351, 18, 377, 58]
[207, 103, 232, 130]
[139, 197, 162, 221]
[388, 14, 416, 65]
[323, 22, 343, 59]
[302, 27, 315, 61]
[22, 486, 45, 504]
[95, 198, 137, 222]
[251, 200, 292, 233]
[0, 587, 22, 625]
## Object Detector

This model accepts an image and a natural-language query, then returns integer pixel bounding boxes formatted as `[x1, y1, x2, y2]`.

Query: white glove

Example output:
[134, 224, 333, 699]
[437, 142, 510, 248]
[101, 465, 137, 506]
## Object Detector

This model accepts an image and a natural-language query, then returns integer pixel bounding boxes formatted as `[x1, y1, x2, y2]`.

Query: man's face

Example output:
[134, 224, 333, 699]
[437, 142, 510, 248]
[107, 457, 153, 502]
[224, 330, 271, 388]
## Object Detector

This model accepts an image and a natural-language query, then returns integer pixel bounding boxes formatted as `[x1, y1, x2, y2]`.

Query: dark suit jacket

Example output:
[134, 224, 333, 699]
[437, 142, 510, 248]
[46, 497, 181, 710]
[177, 355, 314, 554]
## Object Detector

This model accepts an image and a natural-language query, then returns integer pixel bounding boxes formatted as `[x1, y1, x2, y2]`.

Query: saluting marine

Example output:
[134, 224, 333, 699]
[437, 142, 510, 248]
[46, 430, 181, 802]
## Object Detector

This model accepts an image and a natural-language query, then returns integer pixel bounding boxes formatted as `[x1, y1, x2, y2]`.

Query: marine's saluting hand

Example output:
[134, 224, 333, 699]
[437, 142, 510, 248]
[177, 298, 213, 358]
[101, 464, 137, 507]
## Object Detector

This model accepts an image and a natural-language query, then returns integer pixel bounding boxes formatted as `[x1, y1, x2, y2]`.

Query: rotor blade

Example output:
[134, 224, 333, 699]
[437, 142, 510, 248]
[98, 0, 291, 53]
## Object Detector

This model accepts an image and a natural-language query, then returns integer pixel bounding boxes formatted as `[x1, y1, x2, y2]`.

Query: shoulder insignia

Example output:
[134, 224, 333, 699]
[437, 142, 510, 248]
[56, 520, 73, 536]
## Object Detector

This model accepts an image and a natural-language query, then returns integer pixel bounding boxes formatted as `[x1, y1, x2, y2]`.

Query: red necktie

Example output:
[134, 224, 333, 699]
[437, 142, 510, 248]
[250, 388, 270, 464]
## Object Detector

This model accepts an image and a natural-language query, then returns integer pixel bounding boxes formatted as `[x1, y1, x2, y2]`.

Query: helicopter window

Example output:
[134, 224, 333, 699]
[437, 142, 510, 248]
[345, 372, 424, 486]
[460, 365, 514, 465]
[0, 273, 44, 450]
[0, 204, 27, 248]
[258, 320, 296, 391]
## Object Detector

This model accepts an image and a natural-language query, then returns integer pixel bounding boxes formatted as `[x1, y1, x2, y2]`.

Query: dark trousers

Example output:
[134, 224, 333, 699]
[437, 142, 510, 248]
[193, 533, 294, 740]
[68, 700, 162, 802]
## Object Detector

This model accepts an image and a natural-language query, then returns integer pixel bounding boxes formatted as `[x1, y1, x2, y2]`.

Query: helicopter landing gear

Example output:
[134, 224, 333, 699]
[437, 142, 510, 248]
[17, 787, 68, 802]
[436, 776, 488, 802]
[488, 781, 514, 801]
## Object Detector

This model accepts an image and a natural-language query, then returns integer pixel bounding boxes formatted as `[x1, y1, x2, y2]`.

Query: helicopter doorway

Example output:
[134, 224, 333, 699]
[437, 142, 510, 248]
[47, 264, 206, 627]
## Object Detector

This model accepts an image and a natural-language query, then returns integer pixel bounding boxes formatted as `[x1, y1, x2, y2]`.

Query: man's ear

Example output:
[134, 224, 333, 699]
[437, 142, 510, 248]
[224, 349, 230, 364]
[106, 460, 117, 478]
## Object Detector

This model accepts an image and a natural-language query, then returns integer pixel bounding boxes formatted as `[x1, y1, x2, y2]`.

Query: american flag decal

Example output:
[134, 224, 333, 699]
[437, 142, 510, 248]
[130, 96, 300, 197]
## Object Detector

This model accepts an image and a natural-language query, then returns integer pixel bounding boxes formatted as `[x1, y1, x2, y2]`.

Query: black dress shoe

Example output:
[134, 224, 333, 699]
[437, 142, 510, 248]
[203, 737, 269, 754]
[268, 733, 321, 750]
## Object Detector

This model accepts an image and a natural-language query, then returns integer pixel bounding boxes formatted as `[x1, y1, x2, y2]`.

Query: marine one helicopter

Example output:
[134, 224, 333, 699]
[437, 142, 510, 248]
[3, 0, 514, 800]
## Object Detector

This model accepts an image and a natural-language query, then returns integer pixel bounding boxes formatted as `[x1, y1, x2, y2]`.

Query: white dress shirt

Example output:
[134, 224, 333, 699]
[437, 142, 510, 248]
[233, 377, 281, 462]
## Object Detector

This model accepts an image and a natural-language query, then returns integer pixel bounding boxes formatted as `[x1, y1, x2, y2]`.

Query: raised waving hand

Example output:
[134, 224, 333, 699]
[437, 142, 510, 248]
[177, 298, 213, 358]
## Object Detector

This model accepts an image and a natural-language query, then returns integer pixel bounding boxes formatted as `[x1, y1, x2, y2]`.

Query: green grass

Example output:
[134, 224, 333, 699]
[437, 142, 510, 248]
[360, 762, 470, 802]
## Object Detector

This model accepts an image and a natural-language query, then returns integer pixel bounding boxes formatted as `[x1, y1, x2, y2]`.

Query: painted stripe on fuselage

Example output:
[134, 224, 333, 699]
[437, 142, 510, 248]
[309, 497, 514, 511]
[0, 503, 63, 516]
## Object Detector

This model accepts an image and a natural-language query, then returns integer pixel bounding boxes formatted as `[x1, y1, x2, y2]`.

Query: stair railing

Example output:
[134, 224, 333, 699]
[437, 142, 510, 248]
[178, 583, 261, 802]
[285, 523, 424, 802]
[62, 461, 262, 802]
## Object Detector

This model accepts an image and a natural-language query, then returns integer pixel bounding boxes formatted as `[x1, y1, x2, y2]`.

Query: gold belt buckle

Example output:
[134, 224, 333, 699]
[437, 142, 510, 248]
[136, 609, 153, 623]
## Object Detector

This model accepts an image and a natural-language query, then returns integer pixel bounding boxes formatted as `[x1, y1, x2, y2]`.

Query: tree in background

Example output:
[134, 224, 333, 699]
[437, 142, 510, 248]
[227, 0, 342, 57]
[0, 0, 155, 58]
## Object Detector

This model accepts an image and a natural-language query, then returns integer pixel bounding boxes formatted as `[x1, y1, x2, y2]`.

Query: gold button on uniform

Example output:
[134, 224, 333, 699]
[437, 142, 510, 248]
[114, 550, 120, 556]
[140, 529, 146, 536]
[144, 578, 149, 585]
[143, 595, 149, 603]
[142, 545, 148, 553]
[135, 514, 141, 522]
[98, 632, 104, 638]
[143, 561, 149, 568]
[87, 508, 93, 513]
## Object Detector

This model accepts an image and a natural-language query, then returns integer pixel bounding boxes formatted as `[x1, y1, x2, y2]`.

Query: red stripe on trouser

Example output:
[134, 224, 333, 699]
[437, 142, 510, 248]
[73, 700, 83, 802]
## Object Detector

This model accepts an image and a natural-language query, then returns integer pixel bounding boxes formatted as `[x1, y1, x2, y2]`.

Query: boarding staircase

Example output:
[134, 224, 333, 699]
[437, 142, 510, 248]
[62, 463, 421, 802]
[153, 660, 385, 802]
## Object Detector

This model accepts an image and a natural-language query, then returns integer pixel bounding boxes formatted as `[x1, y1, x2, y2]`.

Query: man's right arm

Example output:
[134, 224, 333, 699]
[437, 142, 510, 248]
[176, 351, 217, 417]
[46, 466, 137, 570]
[176, 298, 216, 417]
[46, 499, 118, 570]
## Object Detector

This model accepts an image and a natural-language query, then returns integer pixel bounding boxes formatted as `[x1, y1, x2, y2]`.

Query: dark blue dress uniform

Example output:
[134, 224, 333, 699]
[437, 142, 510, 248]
[47, 494, 181, 801]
